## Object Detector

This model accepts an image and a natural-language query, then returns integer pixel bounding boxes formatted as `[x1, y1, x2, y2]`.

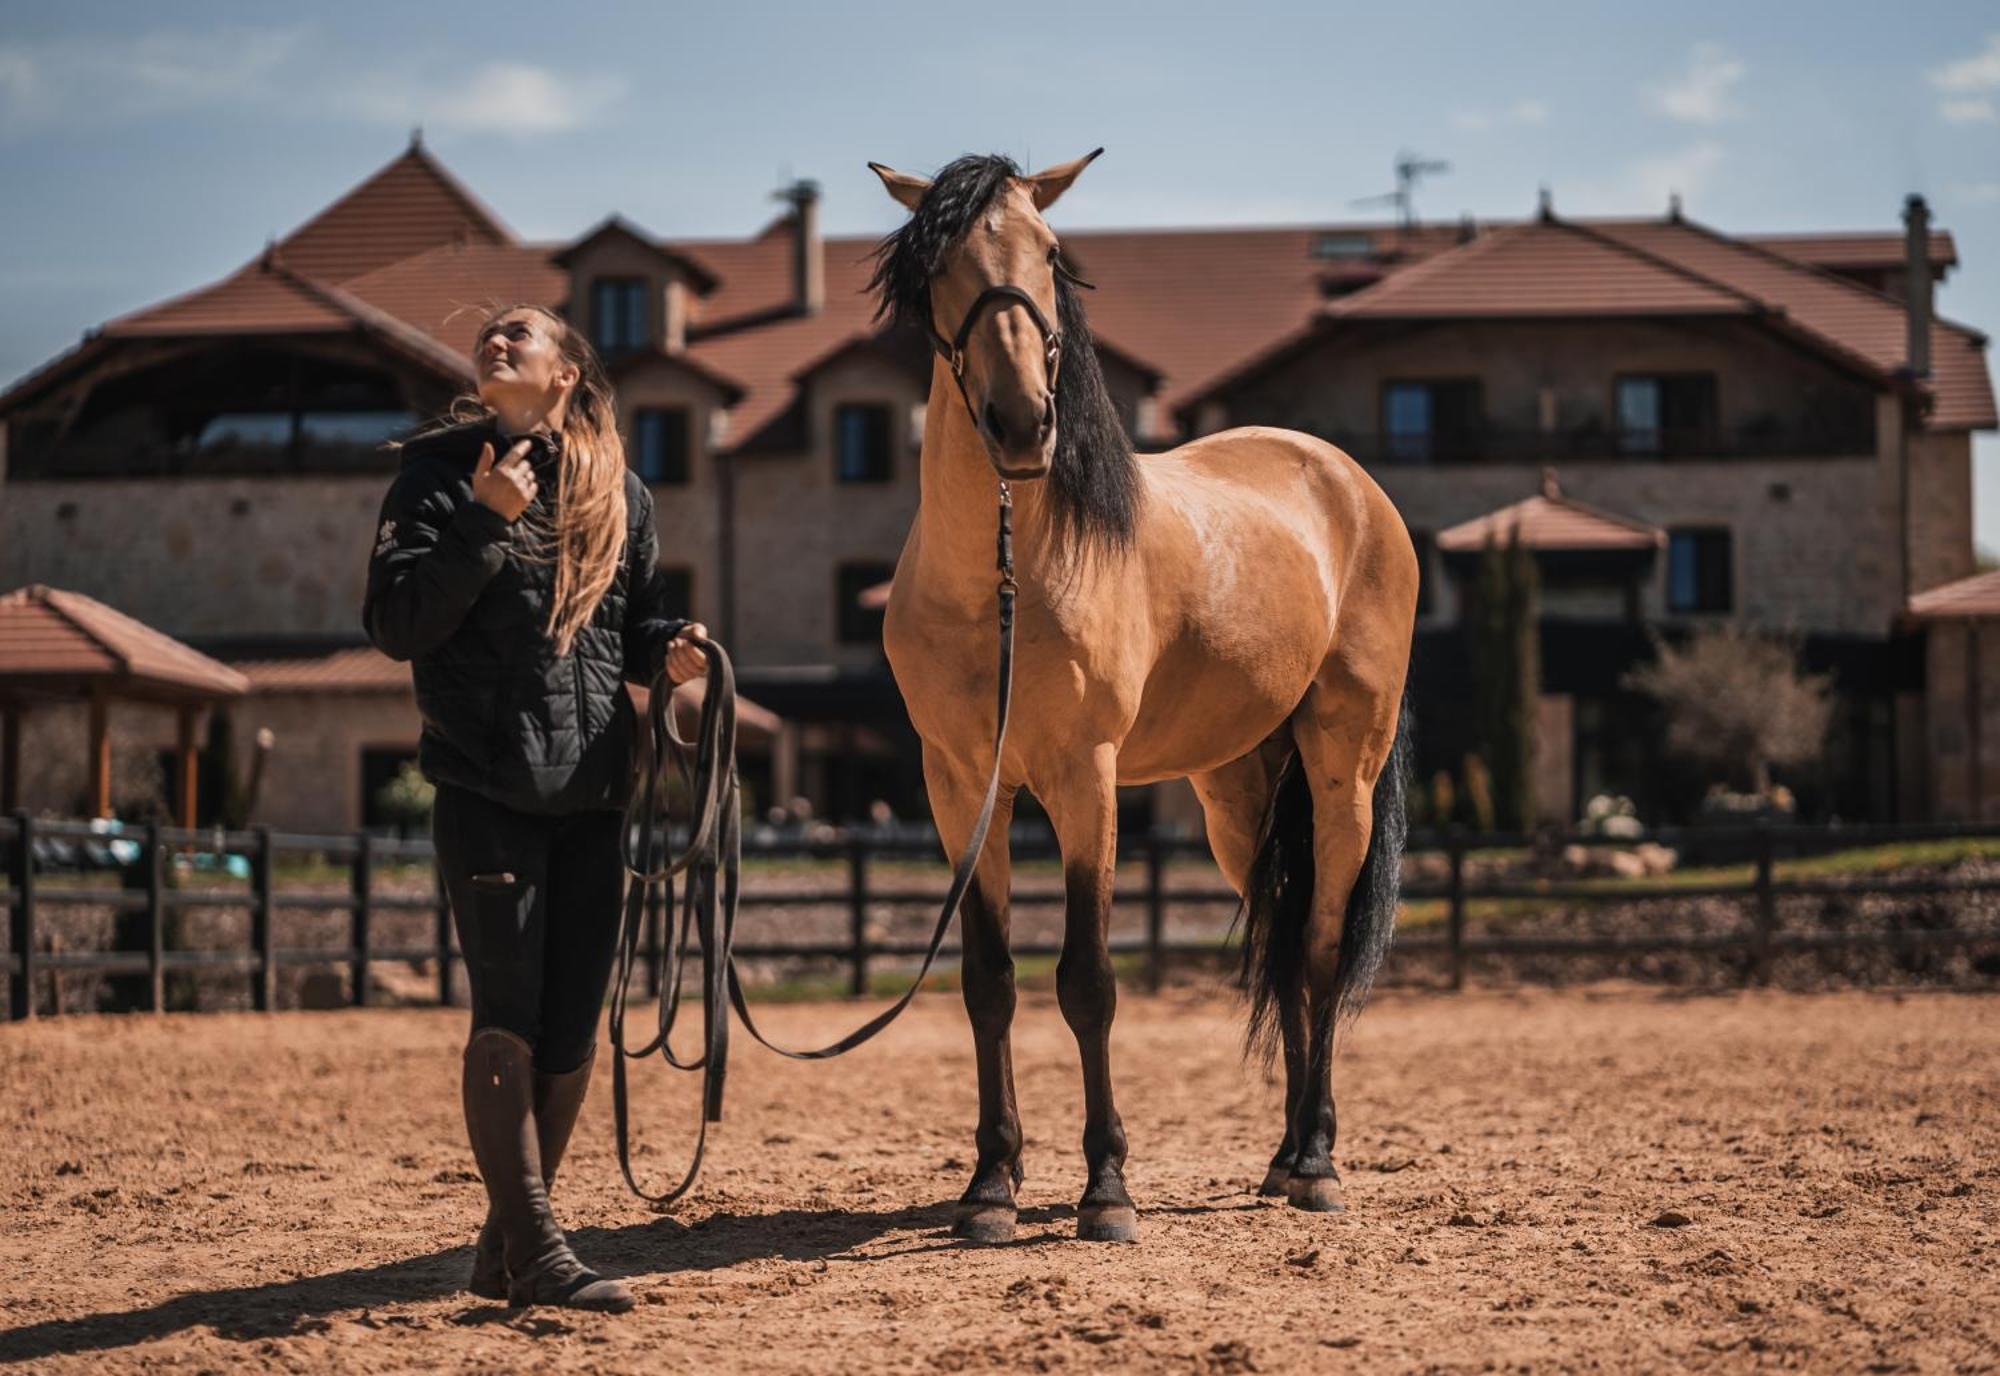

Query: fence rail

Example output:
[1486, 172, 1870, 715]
[5, 813, 2000, 1020]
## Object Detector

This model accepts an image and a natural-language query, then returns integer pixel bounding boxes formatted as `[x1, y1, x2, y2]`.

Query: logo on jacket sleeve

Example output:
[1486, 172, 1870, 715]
[374, 519, 397, 557]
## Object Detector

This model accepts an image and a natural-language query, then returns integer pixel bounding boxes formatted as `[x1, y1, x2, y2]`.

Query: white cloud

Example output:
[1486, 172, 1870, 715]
[1451, 98, 1549, 134]
[1930, 34, 2000, 123]
[0, 27, 306, 131]
[1649, 43, 1745, 125]
[349, 62, 624, 138]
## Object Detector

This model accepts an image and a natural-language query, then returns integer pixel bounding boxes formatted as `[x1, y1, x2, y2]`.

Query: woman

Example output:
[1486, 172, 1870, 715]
[363, 304, 708, 1312]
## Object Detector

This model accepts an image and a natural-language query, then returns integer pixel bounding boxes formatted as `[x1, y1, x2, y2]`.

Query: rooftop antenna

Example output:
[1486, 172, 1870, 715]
[1351, 150, 1452, 231]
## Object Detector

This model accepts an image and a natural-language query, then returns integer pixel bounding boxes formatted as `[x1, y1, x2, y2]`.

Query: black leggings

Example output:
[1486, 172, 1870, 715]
[432, 783, 628, 1073]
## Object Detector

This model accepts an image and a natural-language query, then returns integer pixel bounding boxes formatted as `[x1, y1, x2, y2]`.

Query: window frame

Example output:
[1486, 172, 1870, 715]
[590, 276, 649, 354]
[1379, 377, 1482, 465]
[1614, 372, 1719, 458]
[833, 401, 896, 484]
[1665, 526, 1733, 614]
[631, 406, 692, 485]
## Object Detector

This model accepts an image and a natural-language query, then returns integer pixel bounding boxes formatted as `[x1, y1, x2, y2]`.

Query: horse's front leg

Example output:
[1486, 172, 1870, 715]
[924, 749, 1023, 1243]
[1042, 743, 1136, 1242]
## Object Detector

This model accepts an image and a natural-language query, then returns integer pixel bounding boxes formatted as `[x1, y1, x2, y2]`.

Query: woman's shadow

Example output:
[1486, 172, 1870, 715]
[0, 1201, 976, 1362]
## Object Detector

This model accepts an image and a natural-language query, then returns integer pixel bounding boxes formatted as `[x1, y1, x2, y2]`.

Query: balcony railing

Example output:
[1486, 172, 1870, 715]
[1311, 423, 1876, 466]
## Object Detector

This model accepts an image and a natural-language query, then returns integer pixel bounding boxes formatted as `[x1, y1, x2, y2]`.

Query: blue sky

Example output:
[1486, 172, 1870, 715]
[4, 1, 1997, 545]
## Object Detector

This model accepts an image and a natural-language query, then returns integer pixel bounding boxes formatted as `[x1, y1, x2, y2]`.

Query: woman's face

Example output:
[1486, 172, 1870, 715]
[475, 309, 579, 415]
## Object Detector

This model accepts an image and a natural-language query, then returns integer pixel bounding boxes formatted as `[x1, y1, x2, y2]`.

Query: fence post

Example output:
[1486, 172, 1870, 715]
[145, 821, 164, 1013]
[434, 856, 453, 1008]
[11, 813, 34, 1021]
[351, 833, 373, 1007]
[847, 837, 869, 997]
[251, 827, 275, 1012]
[1145, 834, 1166, 994]
[1751, 825, 1776, 986]
[1447, 829, 1467, 993]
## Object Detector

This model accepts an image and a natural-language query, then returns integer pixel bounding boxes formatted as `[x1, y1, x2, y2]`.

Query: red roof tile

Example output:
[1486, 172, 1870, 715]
[1437, 475, 1663, 553]
[273, 143, 514, 284]
[342, 241, 569, 358]
[0, 585, 249, 699]
[1594, 220, 1994, 429]
[1908, 569, 2000, 619]
[1747, 230, 1957, 273]
[235, 645, 411, 693]
[1327, 220, 1753, 319]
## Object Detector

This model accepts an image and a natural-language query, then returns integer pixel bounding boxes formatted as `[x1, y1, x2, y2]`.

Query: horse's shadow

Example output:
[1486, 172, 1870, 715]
[0, 1196, 1259, 1364]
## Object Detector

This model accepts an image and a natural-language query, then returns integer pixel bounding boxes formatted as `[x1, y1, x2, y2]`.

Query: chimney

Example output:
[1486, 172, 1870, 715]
[781, 179, 824, 316]
[1904, 194, 1932, 379]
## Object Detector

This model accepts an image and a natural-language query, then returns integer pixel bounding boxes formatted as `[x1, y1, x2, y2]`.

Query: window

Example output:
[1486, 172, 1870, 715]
[1410, 530, 1434, 617]
[1667, 528, 1732, 613]
[591, 277, 648, 353]
[1313, 233, 1375, 260]
[836, 562, 896, 645]
[834, 403, 894, 483]
[1382, 379, 1481, 464]
[654, 564, 694, 621]
[632, 407, 691, 484]
[1617, 374, 1717, 456]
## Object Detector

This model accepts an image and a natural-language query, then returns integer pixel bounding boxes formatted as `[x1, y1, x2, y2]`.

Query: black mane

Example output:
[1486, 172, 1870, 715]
[870, 154, 1139, 553]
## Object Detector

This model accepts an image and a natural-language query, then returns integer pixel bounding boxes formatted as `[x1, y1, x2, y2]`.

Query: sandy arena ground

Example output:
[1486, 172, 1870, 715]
[2, 986, 1994, 1373]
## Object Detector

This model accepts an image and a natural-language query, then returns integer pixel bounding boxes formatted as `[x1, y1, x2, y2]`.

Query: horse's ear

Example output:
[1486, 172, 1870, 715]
[868, 162, 931, 211]
[1025, 148, 1103, 211]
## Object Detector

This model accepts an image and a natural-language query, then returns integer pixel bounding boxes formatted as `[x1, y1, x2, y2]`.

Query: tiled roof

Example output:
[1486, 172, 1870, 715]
[1437, 475, 1664, 553]
[1748, 230, 1957, 273]
[272, 143, 515, 284]
[342, 241, 569, 358]
[1326, 220, 1754, 319]
[0, 585, 250, 700]
[1908, 569, 2000, 620]
[235, 644, 412, 693]
[1594, 220, 1994, 428]
[12, 146, 1991, 449]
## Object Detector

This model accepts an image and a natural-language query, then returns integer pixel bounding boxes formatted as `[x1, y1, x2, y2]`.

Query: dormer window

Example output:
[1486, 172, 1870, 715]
[591, 277, 647, 353]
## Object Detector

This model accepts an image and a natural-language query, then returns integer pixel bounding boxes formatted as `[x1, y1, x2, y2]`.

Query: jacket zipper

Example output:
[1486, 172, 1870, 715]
[572, 649, 590, 737]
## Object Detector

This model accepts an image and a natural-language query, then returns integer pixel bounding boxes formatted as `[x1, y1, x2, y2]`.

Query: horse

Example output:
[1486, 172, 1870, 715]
[870, 151, 1417, 1244]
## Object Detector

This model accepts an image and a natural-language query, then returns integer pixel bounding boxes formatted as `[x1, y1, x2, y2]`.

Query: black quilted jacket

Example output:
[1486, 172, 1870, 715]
[362, 420, 686, 815]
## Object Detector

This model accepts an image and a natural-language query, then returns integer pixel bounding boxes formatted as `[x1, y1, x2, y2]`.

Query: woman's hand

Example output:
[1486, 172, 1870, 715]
[665, 624, 710, 685]
[471, 439, 537, 521]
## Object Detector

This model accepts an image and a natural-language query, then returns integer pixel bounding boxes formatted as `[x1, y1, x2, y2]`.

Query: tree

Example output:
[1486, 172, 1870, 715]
[1468, 529, 1540, 830]
[1624, 625, 1833, 796]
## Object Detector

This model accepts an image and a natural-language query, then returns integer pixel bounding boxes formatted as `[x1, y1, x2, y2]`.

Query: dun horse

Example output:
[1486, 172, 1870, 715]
[871, 151, 1417, 1243]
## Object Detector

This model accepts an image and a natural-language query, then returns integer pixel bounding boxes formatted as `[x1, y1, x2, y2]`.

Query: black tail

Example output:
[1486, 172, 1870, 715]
[1241, 700, 1412, 1062]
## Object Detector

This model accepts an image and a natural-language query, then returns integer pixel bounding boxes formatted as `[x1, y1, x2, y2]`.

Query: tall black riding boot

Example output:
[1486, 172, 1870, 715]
[461, 1030, 632, 1311]
[468, 1048, 597, 1299]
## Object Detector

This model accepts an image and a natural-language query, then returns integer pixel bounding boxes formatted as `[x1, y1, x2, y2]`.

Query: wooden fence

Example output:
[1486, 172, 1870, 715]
[5, 812, 1999, 1020]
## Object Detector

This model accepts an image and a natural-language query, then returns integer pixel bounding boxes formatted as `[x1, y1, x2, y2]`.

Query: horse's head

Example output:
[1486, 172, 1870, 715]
[869, 150, 1101, 480]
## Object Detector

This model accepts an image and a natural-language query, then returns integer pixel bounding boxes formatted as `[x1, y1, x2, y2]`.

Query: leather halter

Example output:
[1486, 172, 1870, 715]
[925, 261, 1093, 420]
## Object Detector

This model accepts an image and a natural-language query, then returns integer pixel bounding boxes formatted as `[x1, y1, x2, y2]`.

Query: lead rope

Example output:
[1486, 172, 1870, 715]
[608, 482, 1018, 1206]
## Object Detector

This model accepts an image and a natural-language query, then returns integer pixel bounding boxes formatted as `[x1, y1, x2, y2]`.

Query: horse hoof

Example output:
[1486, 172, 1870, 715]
[953, 1204, 1018, 1244]
[1257, 1166, 1290, 1197]
[1285, 1175, 1346, 1213]
[1077, 1203, 1139, 1243]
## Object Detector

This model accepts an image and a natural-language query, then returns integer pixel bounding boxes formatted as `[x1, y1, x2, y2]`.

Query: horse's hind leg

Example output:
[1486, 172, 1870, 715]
[1285, 653, 1408, 1213]
[1041, 742, 1137, 1242]
[1190, 734, 1303, 1196]
[922, 748, 1023, 1244]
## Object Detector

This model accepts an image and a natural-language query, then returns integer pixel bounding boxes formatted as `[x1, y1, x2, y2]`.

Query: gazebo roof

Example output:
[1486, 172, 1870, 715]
[1436, 472, 1665, 555]
[0, 585, 249, 703]
[1908, 569, 2000, 620]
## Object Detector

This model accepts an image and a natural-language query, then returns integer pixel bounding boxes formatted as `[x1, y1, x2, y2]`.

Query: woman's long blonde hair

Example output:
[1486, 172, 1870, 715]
[445, 304, 629, 657]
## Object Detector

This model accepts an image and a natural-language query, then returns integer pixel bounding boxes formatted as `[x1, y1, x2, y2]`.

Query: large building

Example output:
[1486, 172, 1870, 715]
[0, 141, 1993, 828]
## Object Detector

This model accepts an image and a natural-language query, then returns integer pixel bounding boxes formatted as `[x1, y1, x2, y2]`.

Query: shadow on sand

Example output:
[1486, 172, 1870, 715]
[0, 1195, 1271, 1363]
